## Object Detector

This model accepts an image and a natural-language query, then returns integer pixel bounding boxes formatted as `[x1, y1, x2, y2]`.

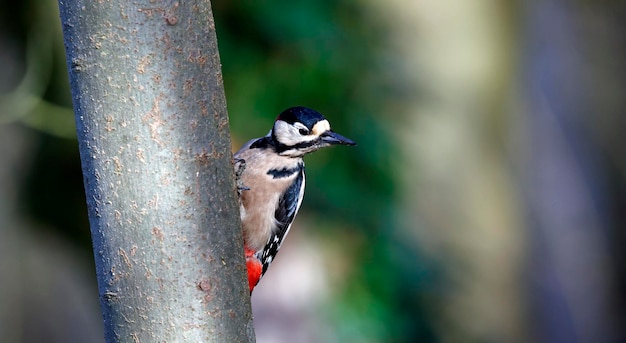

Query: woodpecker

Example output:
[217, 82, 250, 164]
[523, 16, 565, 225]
[234, 106, 356, 292]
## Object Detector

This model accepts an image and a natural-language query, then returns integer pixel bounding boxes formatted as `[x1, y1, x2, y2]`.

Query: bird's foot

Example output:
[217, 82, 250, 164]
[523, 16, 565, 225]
[233, 158, 250, 196]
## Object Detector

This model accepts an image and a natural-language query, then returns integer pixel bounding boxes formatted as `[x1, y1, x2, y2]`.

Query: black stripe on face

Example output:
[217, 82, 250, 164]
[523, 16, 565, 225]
[267, 162, 304, 178]
[273, 137, 320, 154]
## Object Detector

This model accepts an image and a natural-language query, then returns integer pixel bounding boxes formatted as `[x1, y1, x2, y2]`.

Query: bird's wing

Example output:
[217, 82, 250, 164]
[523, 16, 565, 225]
[258, 168, 305, 275]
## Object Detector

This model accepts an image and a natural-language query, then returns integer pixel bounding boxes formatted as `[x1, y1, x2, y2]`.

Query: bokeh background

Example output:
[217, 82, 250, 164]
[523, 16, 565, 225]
[2, 0, 626, 342]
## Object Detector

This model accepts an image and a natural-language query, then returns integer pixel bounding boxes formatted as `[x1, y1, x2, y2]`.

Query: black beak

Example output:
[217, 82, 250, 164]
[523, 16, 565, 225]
[320, 131, 357, 146]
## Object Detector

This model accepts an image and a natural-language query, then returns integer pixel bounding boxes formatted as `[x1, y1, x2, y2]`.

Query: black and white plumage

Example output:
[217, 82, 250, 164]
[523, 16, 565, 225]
[234, 106, 356, 292]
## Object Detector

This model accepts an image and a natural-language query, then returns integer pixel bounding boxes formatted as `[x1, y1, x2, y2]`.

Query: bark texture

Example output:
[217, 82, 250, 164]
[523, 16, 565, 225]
[58, 0, 255, 341]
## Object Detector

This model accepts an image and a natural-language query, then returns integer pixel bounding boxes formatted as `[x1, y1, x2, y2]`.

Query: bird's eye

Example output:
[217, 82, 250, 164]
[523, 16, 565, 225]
[298, 128, 309, 135]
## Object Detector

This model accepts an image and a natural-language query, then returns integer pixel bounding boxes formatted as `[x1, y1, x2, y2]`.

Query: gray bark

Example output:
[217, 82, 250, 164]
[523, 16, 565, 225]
[57, 0, 255, 341]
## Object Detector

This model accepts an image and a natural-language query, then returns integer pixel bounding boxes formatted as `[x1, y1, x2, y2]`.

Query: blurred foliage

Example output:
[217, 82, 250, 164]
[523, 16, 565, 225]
[1, 0, 436, 341]
[0, 0, 88, 247]
[6, 0, 626, 342]
[213, 1, 435, 340]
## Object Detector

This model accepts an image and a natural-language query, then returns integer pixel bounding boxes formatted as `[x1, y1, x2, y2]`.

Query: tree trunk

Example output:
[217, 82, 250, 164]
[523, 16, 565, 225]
[57, 0, 255, 341]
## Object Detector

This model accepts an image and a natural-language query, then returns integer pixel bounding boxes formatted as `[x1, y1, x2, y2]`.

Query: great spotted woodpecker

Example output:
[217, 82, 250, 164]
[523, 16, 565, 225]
[234, 106, 356, 292]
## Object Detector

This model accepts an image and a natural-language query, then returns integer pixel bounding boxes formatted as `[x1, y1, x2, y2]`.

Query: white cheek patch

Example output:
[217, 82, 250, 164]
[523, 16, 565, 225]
[273, 121, 300, 146]
[273, 121, 316, 145]
[274, 119, 332, 146]
[311, 120, 331, 136]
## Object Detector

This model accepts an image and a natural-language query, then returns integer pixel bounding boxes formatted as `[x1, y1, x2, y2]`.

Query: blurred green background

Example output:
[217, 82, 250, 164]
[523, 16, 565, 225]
[2, 0, 626, 342]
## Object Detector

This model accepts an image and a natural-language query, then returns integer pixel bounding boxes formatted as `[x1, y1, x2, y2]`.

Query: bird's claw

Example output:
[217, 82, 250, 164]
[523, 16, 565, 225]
[234, 158, 250, 195]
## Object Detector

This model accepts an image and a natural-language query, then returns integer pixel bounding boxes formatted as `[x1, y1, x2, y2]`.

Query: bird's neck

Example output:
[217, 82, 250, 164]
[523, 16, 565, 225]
[268, 131, 308, 158]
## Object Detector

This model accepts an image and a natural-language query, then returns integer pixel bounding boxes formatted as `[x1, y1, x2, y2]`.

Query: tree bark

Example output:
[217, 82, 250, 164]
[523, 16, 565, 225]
[57, 0, 255, 341]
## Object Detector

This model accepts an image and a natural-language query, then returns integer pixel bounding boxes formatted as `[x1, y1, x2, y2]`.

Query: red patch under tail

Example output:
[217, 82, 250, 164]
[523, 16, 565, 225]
[245, 246, 262, 293]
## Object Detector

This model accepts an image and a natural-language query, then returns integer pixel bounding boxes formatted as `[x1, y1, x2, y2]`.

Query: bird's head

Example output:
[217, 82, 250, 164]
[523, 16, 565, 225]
[270, 106, 356, 157]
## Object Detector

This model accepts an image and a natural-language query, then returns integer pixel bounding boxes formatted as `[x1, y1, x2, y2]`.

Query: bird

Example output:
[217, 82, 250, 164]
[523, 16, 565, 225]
[234, 106, 356, 293]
